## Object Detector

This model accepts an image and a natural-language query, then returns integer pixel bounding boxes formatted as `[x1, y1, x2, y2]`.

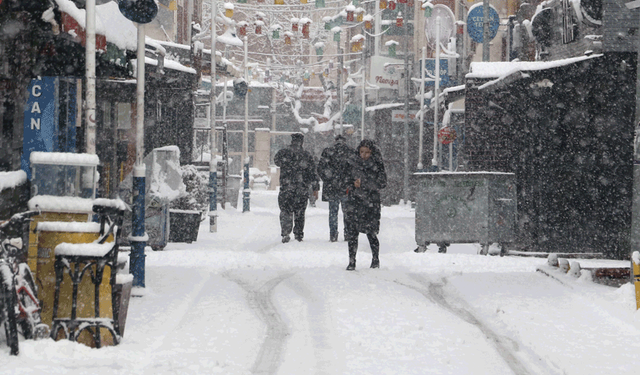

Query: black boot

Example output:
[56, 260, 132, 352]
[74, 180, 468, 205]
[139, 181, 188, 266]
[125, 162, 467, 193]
[369, 233, 380, 269]
[346, 242, 357, 271]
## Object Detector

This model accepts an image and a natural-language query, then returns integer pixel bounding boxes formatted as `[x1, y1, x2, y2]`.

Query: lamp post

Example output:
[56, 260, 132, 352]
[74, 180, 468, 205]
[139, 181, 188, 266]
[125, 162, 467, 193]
[417, 46, 425, 171]
[85, 0, 96, 155]
[243, 35, 250, 212]
[130, 23, 147, 287]
[402, 4, 410, 204]
[433, 16, 441, 170]
[209, 0, 218, 232]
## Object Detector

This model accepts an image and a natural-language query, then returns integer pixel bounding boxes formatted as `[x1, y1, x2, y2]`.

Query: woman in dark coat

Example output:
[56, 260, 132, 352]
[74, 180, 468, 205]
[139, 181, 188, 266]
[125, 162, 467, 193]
[344, 139, 387, 270]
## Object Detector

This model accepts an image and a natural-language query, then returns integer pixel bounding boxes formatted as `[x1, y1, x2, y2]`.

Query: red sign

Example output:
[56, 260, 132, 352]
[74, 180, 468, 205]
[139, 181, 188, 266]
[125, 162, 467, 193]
[438, 127, 457, 144]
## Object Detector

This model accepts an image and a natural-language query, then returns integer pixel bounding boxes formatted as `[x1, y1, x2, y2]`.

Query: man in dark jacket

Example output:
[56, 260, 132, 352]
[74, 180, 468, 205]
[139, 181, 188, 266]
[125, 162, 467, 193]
[318, 134, 353, 242]
[274, 133, 319, 243]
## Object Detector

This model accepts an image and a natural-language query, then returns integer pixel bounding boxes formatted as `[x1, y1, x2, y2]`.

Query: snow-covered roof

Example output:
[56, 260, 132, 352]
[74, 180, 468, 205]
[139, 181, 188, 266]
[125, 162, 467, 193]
[0, 170, 27, 191]
[30, 151, 99, 166]
[54, 0, 138, 51]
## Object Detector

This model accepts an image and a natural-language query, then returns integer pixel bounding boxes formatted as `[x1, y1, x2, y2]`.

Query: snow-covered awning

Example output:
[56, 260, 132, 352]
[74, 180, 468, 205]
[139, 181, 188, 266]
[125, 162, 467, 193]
[467, 54, 603, 92]
[366, 102, 404, 112]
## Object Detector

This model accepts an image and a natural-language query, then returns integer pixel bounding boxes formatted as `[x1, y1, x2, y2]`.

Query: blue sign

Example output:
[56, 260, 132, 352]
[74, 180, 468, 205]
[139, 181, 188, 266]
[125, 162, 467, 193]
[467, 5, 500, 43]
[22, 77, 59, 179]
[423, 59, 451, 87]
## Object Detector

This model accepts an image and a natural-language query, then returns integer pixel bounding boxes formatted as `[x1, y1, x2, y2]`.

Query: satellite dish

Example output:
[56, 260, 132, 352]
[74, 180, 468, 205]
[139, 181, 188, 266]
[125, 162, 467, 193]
[118, 0, 158, 24]
[424, 4, 456, 47]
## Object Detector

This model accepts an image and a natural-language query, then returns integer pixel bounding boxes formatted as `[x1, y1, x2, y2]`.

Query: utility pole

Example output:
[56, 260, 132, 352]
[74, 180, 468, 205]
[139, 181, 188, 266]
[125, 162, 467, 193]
[209, 0, 218, 232]
[482, 0, 490, 61]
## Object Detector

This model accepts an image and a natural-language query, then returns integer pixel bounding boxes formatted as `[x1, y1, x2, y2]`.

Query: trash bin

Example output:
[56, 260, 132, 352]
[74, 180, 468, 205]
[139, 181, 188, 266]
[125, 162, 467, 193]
[414, 172, 516, 254]
[218, 175, 242, 208]
[113, 274, 133, 337]
[169, 209, 201, 243]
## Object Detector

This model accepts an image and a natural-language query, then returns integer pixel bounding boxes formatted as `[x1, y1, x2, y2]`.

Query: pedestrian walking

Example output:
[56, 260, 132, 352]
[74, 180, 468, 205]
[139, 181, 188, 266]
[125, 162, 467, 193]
[317, 134, 353, 242]
[274, 133, 319, 243]
[344, 139, 387, 270]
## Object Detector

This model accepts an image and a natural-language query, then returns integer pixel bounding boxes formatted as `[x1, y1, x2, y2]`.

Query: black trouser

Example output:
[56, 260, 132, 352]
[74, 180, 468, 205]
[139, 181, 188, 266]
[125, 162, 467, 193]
[348, 232, 379, 259]
[279, 190, 308, 238]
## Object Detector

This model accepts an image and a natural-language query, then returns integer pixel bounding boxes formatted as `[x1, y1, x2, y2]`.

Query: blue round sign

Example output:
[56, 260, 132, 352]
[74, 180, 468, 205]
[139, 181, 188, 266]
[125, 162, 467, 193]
[467, 5, 499, 43]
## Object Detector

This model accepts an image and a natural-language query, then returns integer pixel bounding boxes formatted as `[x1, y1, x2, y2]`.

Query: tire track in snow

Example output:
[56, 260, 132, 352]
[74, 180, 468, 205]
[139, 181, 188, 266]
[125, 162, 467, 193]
[403, 273, 538, 375]
[147, 269, 213, 353]
[226, 272, 294, 375]
[283, 275, 340, 375]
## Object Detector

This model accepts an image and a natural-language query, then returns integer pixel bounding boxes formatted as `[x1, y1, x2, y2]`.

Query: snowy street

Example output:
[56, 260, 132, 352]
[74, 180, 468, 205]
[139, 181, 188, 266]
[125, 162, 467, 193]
[2, 190, 640, 374]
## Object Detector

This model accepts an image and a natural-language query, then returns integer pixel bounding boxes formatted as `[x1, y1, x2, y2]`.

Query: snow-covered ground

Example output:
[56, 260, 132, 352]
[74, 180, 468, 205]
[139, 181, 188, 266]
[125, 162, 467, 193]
[2, 189, 639, 374]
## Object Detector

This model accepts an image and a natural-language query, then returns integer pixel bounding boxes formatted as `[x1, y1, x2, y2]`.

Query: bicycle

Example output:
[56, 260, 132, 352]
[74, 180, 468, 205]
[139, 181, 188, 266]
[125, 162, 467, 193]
[0, 210, 49, 355]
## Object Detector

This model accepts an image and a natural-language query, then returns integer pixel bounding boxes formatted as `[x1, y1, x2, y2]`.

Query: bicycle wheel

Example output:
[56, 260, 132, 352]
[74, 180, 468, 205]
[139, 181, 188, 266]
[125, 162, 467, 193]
[0, 264, 19, 355]
[16, 264, 40, 340]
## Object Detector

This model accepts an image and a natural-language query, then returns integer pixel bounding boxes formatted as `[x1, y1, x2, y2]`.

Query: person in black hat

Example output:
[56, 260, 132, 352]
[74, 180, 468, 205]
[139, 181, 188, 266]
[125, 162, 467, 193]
[318, 134, 354, 242]
[274, 133, 320, 243]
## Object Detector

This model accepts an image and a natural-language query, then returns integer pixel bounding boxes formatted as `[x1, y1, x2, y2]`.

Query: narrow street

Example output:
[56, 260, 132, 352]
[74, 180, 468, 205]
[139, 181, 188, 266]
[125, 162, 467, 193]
[3, 190, 638, 374]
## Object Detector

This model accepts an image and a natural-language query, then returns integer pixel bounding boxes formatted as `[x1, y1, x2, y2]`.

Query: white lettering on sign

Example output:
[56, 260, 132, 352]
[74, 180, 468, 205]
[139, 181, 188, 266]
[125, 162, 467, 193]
[31, 101, 41, 114]
[31, 84, 42, 97]
[31, 118, 40, 130]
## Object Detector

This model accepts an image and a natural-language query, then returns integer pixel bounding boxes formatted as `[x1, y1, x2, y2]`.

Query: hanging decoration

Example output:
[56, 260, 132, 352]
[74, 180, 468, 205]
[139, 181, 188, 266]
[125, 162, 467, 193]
[271, 24, 282, 39]
[237, 0, 247, 4]
[324, 17, 333, 30]
[237, 21, 248, 36]
[346, 4, 355, 22]
[398, 0, 407, 4]
[301, 0, 308, 4]
[255, 20, 264, 34]
[315, 0, 325, 8]
[388, 0, 396, 10]
[408, 0, 414, 6]
[396, 12, 403, 27]
[379, 0, 387, 9]
[275, 0, 284, 5]
[301, 18, 311, 38]
[351, 34, 364, 52]
[333, 29, 341, 42]
[356, 8, 364, 22]
[385, 40, 398, 57]
[291, 17, 299, 32]
[224, 2, 234, 17]
[315, 42, 325, 56]
[284, 31, 294, 44]
[422, 1, 433, 17]
[364, 15, 373, 29]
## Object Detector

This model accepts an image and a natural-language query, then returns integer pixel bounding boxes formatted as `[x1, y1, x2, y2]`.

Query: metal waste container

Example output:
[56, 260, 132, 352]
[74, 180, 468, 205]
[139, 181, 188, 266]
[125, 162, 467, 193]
[414, 172, 516, 254]
[218, 175, 242, 209]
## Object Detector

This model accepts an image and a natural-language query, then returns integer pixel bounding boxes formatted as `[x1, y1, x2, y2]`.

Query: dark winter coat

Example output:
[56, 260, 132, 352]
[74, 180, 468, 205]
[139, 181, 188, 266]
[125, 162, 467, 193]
[274, 143, 319, 211]
[345, 141, 387, 234]
[317, 139, 353, 202]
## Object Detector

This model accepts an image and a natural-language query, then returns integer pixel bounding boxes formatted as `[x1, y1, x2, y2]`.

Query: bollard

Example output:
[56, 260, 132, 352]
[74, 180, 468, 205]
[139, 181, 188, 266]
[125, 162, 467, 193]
[633, 251, 640, 310]
[243, 160, 250, 212]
